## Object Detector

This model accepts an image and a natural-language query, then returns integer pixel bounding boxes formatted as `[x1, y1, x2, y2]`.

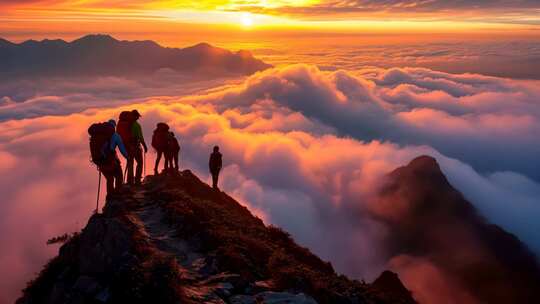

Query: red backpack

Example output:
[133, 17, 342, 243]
[117, 111, 135, 146]
[88, 122, 115, 166]
[152, 123, 170, 151]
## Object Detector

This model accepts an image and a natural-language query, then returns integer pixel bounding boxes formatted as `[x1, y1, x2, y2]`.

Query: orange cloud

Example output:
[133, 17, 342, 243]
[2, 64, 540, 303]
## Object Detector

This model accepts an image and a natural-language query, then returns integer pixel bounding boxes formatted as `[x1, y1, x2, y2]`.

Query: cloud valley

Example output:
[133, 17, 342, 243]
[1, 65, 539, 304]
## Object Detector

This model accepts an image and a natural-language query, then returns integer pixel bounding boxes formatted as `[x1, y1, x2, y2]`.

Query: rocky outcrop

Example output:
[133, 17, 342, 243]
[377, 155, 540, 304]
[18, 171, 416, 304]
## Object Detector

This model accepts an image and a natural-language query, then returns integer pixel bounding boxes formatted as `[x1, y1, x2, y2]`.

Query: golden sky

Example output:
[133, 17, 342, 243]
[1, 0, 540, 41]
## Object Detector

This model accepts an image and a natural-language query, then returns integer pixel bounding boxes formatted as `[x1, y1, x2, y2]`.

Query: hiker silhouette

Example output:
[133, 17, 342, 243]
[165, 132, 180, 172]
[209, 146, 222, 189]
[88, 119, 129, 197]
[118, 110, 148, 185]
[152, 122, 170, 174]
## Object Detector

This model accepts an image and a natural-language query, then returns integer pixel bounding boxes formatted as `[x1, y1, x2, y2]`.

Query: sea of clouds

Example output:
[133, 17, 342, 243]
[1, 65, 539, 303]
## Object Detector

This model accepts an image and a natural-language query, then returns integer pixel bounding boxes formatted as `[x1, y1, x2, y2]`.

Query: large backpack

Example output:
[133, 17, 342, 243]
[88, 122, 115, 166]
[117, 111, 135, 146]
[152, 123, 170, 151]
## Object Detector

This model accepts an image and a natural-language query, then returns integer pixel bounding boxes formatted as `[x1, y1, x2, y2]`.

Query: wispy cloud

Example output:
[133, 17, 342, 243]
[1, 0, 540, 26]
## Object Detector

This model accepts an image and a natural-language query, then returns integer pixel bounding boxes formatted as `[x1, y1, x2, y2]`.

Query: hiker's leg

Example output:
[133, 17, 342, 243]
[174, 152, 179, 170]
[134, 147, 143, 183]
[113, 161, 123, 191]
[211, 170, 219, 189]
[155, 151, 162, 174]
[103, 171, 114, 196]
[126, 154, 134, 185]
[164, 152, 169, 171]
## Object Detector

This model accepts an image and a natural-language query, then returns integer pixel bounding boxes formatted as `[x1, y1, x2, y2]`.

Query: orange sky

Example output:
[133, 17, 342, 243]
[1, 0, 540, 42]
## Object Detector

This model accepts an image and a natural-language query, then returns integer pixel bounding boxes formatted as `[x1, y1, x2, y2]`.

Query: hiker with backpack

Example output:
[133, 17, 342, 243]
[165, 132, 181, 172]
[152, 122, 170, 175]
[117, 110, 148, 185]
[88, 119, 129, 197]
[209, 146, 222, 189]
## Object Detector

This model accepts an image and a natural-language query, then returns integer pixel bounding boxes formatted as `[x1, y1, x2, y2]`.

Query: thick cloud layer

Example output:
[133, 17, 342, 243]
[0, 70, 239, 121]
[1, 65, 539, 303]
[185, 65, 540, 182]
[255, 39, 540, 80]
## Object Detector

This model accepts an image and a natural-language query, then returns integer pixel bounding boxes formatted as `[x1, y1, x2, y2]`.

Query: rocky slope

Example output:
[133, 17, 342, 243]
[17, 171, 416, 304]
[0, 34, 272, 79]
[376, 156, 540, 304]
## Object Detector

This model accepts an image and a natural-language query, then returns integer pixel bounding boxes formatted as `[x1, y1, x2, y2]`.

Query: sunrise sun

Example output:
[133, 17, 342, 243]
[241, 13, 254, 27]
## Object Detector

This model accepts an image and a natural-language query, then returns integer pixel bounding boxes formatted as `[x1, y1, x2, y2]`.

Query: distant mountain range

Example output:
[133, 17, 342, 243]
[0, 34, 272, 78]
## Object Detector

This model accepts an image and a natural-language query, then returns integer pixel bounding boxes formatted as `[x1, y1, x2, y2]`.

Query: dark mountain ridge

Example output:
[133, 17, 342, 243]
[0, 34, 272, 79]
[377, 156, 540, 304]
[17, 171, 416, 304]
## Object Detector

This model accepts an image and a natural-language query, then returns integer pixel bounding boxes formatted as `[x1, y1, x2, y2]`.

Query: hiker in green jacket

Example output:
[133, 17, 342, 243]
[128, 110, 148, 185]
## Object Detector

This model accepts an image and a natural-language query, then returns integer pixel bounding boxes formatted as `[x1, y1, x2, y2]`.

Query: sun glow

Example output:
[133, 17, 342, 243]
[241, 13, 254, 27]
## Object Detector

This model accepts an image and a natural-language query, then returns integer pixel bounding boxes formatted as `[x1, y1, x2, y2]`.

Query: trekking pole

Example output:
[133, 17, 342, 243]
[96, 170, 102, 213]
[144, 152, 146, 178]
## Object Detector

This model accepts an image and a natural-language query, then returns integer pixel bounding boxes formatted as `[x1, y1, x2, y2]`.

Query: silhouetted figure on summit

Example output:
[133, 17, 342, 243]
[88, 119, 129, 196]
[118, 110, 148, 185]
[152, 122, 170, 175]
[209, 146, 222, 189]
[165, 132, 181, 172]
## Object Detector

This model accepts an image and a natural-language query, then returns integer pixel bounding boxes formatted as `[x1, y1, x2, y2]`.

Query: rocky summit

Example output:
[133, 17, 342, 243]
[17, 170, 416, 304]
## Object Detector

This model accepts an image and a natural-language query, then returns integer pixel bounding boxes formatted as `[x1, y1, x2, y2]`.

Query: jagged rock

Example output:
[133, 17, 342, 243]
[372, 271, 412, 301]
[230, 291, 318, 304]
[95, 287, 110, 302]
[72, 276, 101, 295]
[201, 272, 243, 291]
[212, 282, 235, 298]
[258, 291, 318, 304]
[245, 279, 276, 294]
[230, 295, 255, 304]
[77, 216, 133, 275]
[191, 256, 219, 276]
[184, 285, 227, 303]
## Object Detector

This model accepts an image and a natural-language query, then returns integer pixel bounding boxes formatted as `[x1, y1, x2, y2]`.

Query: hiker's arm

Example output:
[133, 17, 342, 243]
[133, 123, 148, 152]
[114, 134, 129, 159]
[141, 141, 148, 153]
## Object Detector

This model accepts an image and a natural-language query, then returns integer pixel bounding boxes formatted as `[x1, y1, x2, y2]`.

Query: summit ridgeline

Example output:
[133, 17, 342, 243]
[17, 170, 416, 304]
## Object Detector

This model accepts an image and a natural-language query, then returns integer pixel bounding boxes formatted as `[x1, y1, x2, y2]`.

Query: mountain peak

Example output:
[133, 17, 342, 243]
[406, 155, 440, 171]
[0, 38, 14, 46]
[18, 171, 416, 304]
[72, 34, 118, 45]
[388, 155, 448, 188]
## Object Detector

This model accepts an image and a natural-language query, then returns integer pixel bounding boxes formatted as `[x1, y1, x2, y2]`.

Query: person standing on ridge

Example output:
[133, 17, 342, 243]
[117, 110, 147, 185]
[88, 119, 129, 197]
[209, 146, 222, 189]
[130, 110, 148, 184]
[166, 132, 181, 172]
[152, 122, 170, 175]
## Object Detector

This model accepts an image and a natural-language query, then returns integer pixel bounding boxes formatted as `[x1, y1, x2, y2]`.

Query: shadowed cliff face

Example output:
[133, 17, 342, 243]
[17, 170, 416, 304]
[376, 156, 540, 304]
[0, 34, 272, 79]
